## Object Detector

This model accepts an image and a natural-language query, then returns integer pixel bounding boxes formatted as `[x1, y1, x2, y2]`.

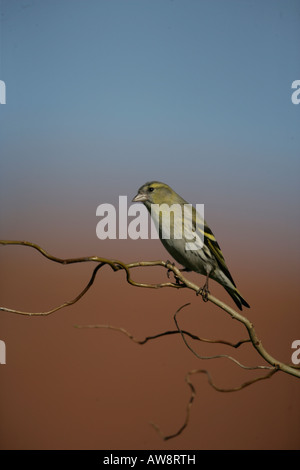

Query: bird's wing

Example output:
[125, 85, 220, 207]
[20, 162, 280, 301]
[203, 221, 236, 287]
[191, 205, 236, 287]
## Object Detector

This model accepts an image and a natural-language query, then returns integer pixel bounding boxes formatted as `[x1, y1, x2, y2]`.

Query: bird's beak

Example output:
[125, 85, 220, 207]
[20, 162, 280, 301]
[132, 192, 147, 202]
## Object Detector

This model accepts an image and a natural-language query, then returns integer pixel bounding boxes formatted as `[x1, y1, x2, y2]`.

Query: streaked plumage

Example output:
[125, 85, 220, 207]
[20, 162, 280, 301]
[132, 181, 250, 310]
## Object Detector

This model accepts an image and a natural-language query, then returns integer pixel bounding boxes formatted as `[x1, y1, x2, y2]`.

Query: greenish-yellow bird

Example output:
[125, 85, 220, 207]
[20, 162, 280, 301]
[132, 181, 250, 311]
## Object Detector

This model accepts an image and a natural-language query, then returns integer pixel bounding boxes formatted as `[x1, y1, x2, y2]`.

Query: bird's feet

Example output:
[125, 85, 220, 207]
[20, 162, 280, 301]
[196, 285, 210, 302]
[165, 260, 184, 286]
[165, 260, 175, 279]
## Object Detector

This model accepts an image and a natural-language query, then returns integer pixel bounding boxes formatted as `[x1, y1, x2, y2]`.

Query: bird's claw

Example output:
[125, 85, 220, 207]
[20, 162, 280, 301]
[166, 260, 175, 279]
[174, 276, 184, 286]
[165, 260, 184, 286]
[196, 286, 210, 302]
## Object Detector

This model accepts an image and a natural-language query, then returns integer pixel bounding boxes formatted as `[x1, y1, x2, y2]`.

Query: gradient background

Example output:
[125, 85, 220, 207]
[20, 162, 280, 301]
[0, 0, 299, 450]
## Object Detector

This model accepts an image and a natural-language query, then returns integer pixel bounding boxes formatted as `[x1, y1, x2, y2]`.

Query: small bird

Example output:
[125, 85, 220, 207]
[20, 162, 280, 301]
[132, 181, 250, 310]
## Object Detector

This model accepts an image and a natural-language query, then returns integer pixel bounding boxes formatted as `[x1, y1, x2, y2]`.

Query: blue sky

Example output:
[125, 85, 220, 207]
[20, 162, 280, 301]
[0, 0, 299, 245]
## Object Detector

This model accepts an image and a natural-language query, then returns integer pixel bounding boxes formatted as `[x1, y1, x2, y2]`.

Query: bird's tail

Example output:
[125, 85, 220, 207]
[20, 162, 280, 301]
[224, 287, 250, 311]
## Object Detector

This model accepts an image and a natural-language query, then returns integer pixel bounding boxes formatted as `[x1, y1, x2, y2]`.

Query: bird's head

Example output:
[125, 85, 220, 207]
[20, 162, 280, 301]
[132, 181, 185, 209]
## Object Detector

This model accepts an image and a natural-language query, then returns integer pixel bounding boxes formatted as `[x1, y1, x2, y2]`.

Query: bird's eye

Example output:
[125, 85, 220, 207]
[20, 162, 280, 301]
[148, 187, 154, 192]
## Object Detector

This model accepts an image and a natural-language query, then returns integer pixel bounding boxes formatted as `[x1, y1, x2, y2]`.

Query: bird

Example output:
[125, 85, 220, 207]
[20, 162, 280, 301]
[132, 181, 250, 311]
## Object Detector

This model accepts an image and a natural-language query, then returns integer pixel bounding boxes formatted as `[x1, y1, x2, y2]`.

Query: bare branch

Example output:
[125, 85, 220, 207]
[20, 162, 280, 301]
[1, 239, 299, 442]
[173, 303, 273, 371]
[1, 239, 299, 380]
[75, 308, 279, 442]
[151, 367, 279, 441]
[75, 323, 250, 349]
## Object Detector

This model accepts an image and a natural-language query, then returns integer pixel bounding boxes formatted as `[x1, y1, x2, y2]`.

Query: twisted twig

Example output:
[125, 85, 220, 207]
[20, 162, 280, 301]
[151, 366, 279, 441]
[0, 239, 299, 381]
